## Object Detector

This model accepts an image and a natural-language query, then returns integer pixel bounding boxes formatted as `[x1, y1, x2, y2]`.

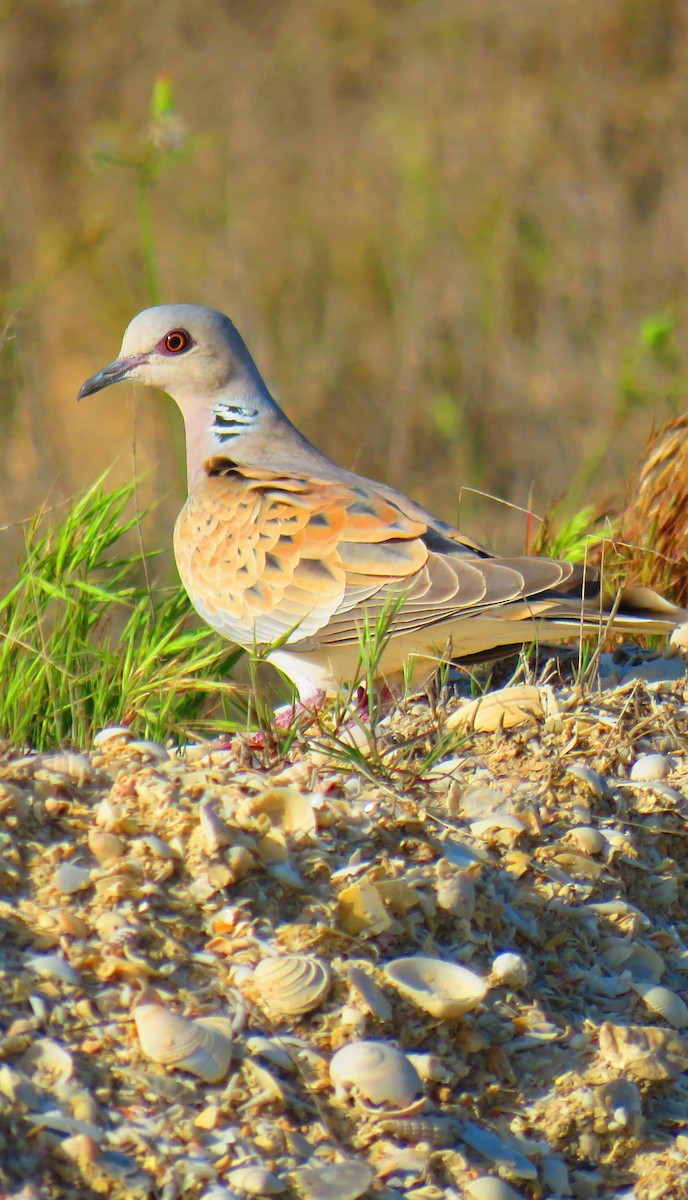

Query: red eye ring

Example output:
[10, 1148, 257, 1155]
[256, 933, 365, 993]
[164, 329, 189, 353]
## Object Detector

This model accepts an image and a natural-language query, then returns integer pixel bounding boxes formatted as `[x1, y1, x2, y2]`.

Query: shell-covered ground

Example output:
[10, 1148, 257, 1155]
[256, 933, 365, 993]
[2, 647, 688, 1200]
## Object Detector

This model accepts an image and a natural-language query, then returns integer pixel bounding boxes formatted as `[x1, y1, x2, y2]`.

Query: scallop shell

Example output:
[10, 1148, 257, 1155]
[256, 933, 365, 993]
[292, 1159, 373, 1200]
[632, 983, 688, 1029]
[329, 1040, 422, 1110]
[383, 956, 487, 1019]
[253, 955, 331, 1017]
[133, 994, 234, 1083]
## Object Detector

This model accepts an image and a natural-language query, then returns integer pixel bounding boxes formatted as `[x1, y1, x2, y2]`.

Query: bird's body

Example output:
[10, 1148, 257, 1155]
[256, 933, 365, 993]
[79, 305, 687, 698]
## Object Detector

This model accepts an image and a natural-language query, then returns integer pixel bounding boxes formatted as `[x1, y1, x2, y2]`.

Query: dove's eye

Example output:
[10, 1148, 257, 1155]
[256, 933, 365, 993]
[163, 330, 190, 354]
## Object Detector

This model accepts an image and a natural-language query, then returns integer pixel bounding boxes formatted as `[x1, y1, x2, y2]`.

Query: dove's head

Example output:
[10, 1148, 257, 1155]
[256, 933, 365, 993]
[78, 304, 265, 404]
[78, 304, 288, 488]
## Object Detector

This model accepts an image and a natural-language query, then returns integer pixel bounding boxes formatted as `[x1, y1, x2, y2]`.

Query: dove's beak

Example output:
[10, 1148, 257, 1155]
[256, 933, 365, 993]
[78, 355, 146, 399]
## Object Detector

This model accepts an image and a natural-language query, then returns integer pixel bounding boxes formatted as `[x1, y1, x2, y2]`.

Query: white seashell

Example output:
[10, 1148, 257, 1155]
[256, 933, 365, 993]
[630, 753, 671, 782]
[93, 725, 134, 746]
[125, 739, 169, 761]
[253, 955, 330, 1017]
[489, 953, 529, 990]
[134, 994, 233, 1082]
[566, 764, 611, 799]
[446, 685, 556, 732]
[88, 830, 125, 864]
[199, 801, 233, 853]
[539, 1157, 572, 1197]
[244, 1036, 294, 1072]
[329, 1040, 422, 1109]
[249, 786, 316, 837]
[435, 867, 475, 918]
[226, 1165, 285, 1195]
[384, 956, 487, 1019]
[564, 825, 606, 855]
[347, 966, 393, 1021]
[460, 1121, 537, 1179]
[464, 1177, 526, 1200]
[594, 1078, 642, 1127]
[226, 845, 254, 883]
[24, 953, 79, 985]
[598, 1021, 688, 1081]
[22, 1037, 74, 1085]
[40, 752, 94, 784]
[602, 940, 665, 984]
[469, 814, 526, 838]
[292, 1158, 373, 1200]
[632, 983, 688, 1029]
[53, 862, 92, 895]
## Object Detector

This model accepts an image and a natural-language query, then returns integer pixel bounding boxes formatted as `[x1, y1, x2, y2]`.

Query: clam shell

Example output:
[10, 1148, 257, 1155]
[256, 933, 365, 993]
[329, 1039, 422, 1109]
[630, 753, 671, 782]
[293, 1159, 373, 1200]
[226, 1166, 285, 1195]
[253, 955, 331, 1017]
[54, 862, 92, 896]
[134, 995, 233, 1082]
[384, 956, 487, 1018]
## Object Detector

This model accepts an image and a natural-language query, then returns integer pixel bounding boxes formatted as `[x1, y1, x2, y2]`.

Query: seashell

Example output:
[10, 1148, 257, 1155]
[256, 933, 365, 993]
[244, 1036, 294, 1072]
[40, 752, 94, 784]
[598, 1021, 688, 1081]
[460, 1121, 537, 1179]
[630, 752, 671, 781]
[125, 739, 169, 761]
[435, 865, 475, 918]
[566, 764, 611, 799]
[133, 993, 233, 1082]
[563, 825, 606, 856]
[446, 685, 556, 732]
[377, 1114, 460, 1146]
[405, 1052, 453, 1083]
[632, 983, 688, 1029]
[329, 1040, 422, 1110]
[469, 814, 526, 838]
[88, 830, 125, 864]
[253, 955, 330, 1017]
[199, 801, 233, 853]
[54, 862, 92, 895]
[24, 953, 79, 985]
[337, 879, 396, 936]
[347, 966, 393, 1022]
[384, 956, 487, 1019]
[489, 953, 529, 990]
[594, 1078, 643, 1128]
[464, 1177, 525, 1200]
[22, 1037, 74, 1085]
[93, 725, 134, 746]
[539, 1157, 572, 1197]
[292, 1158, 373, 1200]
[249, 786, 316, 837]
[459, 786, 511, 817]
[226, 845, 254, 883]
[225, 1166, 285, 1195]
[601, 940, 664, 984]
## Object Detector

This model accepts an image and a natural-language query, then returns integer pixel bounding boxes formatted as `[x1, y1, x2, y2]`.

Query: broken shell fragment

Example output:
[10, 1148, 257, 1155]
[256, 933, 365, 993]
[133, 993, 233, 1083]
[598, 1021, 688, 1081]
[447, 684, 556, 732]
[253, 955, 331, 1017]
[249, 786, 316, 837]
[53, 862, 92, 896]
[383, 956, 487, 1019]
[329, 1040, 423, 1110]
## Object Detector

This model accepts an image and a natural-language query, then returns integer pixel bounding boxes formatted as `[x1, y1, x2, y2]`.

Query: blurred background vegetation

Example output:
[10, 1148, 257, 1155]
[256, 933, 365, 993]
[2, 0, 688, 580]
